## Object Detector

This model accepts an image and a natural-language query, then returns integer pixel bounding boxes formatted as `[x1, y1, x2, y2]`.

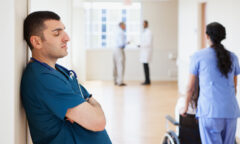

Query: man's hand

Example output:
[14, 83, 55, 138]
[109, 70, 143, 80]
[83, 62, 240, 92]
[66, 118, 74, 123]
[87, 97, 99, 106]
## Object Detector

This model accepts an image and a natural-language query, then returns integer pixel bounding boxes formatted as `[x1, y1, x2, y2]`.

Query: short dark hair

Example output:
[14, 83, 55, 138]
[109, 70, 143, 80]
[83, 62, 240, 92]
[24, 11, 60, 50]
[144, 20, 148, 27]
[119, 22, 125, 27]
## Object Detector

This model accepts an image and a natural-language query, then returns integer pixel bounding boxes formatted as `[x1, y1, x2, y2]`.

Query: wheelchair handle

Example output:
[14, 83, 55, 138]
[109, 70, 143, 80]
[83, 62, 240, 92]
[165, 115, 179, 126]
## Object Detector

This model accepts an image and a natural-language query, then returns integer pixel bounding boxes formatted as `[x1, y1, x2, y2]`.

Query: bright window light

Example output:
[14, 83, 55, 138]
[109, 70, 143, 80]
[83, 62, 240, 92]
[84, 2, 141, 49]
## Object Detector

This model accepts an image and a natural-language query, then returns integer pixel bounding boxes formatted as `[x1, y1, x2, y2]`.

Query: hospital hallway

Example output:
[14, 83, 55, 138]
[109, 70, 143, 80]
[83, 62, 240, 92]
[3, 0, 240, 143]
[84, 81, 178, 144]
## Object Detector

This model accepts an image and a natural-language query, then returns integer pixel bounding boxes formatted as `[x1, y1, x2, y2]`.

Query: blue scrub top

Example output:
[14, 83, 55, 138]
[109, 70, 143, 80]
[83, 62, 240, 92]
[190, 47, 240, 118]
[21, 61, 112, 144]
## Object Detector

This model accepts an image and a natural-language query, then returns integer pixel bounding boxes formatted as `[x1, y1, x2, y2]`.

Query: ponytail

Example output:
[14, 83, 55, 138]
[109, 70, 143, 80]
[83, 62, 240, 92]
[212, 43, 232, 78]
[206, 22, 232, 78]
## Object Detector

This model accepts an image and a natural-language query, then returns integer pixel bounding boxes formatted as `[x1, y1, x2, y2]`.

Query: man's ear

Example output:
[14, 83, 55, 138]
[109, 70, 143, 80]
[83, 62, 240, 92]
[30, 36, 42, 49]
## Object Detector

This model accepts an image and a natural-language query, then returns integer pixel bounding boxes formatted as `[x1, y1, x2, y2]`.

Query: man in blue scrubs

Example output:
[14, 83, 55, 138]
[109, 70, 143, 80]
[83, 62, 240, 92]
[21, 11, 112, 144]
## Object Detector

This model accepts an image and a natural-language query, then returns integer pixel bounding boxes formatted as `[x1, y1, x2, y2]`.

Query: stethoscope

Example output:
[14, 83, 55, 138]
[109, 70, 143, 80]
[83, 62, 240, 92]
[31, 57, 85, 98]
[31, 57, 77, 79]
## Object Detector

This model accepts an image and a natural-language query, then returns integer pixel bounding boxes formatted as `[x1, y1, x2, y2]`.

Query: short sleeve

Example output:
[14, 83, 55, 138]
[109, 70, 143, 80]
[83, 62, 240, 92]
[79, 84, 91, 99]
[189, 54, 199, 76]
[232, 54, 240, 75]
[39, 74, 86, 120]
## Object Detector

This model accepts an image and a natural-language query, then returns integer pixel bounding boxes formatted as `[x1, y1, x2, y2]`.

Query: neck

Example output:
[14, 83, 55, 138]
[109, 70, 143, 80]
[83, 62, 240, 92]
[32, 54, 57, 69]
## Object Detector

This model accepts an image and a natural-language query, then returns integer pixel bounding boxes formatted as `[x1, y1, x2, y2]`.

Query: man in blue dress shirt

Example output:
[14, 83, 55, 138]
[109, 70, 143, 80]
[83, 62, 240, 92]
[21, 11, 112, 144]
[113, 22, 127, 86]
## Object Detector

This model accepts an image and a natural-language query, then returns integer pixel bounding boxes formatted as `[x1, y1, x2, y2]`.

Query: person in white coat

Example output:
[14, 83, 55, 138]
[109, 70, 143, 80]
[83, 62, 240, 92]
[113, 22, 127, 86]
[138, 20, 153, 85]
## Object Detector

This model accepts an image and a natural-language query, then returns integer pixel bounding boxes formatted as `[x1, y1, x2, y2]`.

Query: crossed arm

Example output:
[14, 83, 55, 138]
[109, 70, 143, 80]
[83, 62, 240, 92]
[65, 97, 106, 132]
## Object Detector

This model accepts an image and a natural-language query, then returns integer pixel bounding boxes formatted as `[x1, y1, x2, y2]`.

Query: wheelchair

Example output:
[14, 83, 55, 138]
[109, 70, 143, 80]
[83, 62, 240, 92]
[161, 114, 201, 144]
[161, 114, 239, 144]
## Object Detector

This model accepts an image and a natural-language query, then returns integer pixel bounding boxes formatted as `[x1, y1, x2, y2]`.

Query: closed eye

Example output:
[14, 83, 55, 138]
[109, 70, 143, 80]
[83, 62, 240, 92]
[52, 27, 65, 36]
[53, 31, 60, 36]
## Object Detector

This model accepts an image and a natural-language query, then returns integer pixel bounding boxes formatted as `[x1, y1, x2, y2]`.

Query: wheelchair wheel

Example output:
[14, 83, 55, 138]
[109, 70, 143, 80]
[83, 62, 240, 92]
[161, 130, 180, 144]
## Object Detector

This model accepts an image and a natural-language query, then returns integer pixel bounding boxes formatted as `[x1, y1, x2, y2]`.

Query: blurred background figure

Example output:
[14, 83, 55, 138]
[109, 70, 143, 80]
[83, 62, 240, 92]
[113, 22, 128, 86]
[138, 20, 153, 85]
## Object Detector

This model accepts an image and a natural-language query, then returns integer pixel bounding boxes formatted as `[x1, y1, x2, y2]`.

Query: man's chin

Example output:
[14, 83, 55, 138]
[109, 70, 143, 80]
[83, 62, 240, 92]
[59, 52, 68, 58]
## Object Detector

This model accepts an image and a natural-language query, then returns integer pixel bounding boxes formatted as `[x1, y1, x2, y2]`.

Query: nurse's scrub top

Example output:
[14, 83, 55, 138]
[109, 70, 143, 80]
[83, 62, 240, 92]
[190, 47, 240, 118]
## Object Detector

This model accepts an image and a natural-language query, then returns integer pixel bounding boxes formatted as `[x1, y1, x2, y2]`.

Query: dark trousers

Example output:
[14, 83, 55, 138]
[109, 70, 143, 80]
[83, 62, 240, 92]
[143, 63, 150, 83]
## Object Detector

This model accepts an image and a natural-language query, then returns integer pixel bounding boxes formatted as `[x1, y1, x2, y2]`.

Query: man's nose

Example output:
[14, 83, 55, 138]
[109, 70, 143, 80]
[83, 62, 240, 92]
[63, 32, 70, 42]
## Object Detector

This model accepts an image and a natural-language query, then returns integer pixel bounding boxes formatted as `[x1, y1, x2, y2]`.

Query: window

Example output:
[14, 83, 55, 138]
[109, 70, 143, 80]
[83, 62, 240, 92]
[85, 2, 141, 49]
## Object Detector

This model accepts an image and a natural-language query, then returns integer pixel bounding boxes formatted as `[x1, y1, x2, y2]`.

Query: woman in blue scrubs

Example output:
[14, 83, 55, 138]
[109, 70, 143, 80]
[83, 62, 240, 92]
[182, 22, 240, 144]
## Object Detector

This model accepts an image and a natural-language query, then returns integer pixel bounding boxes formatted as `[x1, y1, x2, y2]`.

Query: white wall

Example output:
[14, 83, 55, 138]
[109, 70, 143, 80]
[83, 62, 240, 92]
[206, 0, 240, 54]
[15, 0, 28, 143]
[85, 0, 178, 81]
[72, 0, 87, 82]
[0, 0, 27, 143]
[177, 0, 199, 94]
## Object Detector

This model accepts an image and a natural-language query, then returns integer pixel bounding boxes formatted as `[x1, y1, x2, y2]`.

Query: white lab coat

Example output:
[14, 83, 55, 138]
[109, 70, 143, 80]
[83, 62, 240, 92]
[139, 28, 153, 63]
